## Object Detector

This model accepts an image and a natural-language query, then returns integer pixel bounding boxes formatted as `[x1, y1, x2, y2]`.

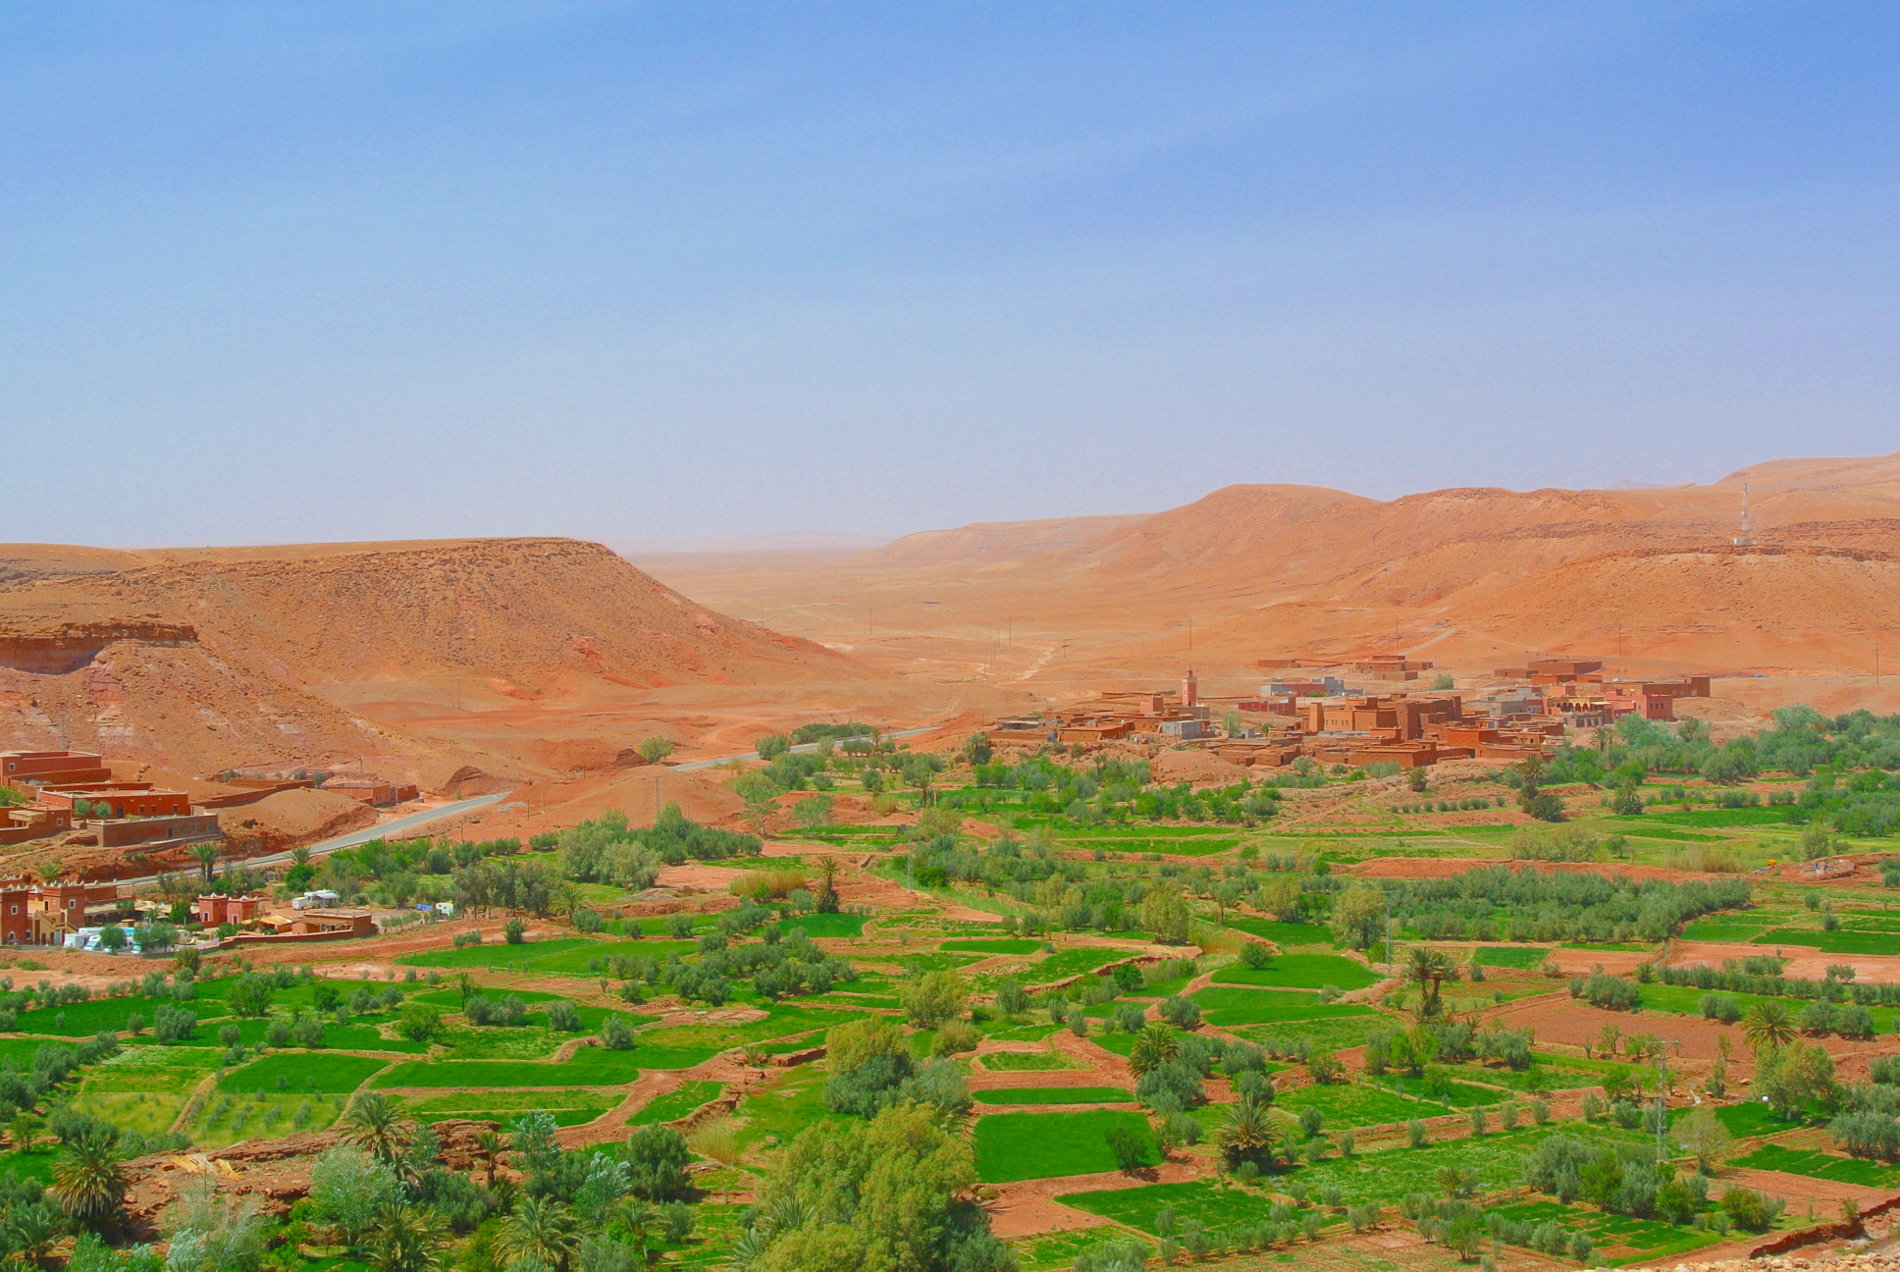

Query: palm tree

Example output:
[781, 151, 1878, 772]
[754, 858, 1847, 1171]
[472, 1129, 507, 1188]
[1743, 1000, 1798, 1055]
[4, 1200, 60, 1267]
[36, 862, 61, 885]
[187, 841, 220, 886]
[341, 1092, 414, 1163]
[50, 1128, 127, 1231]
[1437, 1165, 1477, 1199]
[497, 1195, 582, 1272]
[1214, 1097, 1278, 1171]
[366, 1201, 447, 1272]
[1403, 947, 1458, 1020]
[1129, 1022, 1180, 1077]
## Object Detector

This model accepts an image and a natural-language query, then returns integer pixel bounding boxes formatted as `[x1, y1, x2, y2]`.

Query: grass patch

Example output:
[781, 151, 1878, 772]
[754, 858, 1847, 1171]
[1275, 1082, 1448, 1127]
[372, 1048, 650, 1088]
[974, 1110, 1159, 1182]
[1208, 953, 1377, 991]
[219, 1053, 386, 1095]
[972, 1086, 1133, 1105]
[628, 1080, 723, 1126]
[1058, 1178, 1270, 1242]
[776, 913, 868, 939]
[979, 1049, 1086, 1072]
[942, 938, 1043, 955]
[1225, 917, 1338, 947]
[1731, 1144, 1900, 1187]
[1472, 946, 1552, 969]
[1752, 928, 1900, 956]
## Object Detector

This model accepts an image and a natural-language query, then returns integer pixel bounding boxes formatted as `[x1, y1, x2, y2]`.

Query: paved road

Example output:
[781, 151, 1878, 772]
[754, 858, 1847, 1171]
[125, 726, 938, 887]
[117, 792, 510, 888]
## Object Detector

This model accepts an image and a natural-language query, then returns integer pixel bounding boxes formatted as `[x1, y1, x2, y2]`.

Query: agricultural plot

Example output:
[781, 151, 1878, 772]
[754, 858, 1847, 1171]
[1274, 1081, 1448, 1127]
[973, 1109, 1159, 1182]
[628, 1080, 723, 1126]
[1472, 946, 1552, 968]
[220, 1052, 388, 1095]
[1209, 953, 1377, 990]
[979, 1049, 1086, 1072]
[1058, 1178, 1270, 1242]
[1487, 1198, 1724, 1263]
[394, 1089, 614, 1129]
[971, 1086, 1134, 1105]
[1225, 917, 1338, 947]
[1732, 1144, 1900, 1187]
[371, 1049, 648, 1089]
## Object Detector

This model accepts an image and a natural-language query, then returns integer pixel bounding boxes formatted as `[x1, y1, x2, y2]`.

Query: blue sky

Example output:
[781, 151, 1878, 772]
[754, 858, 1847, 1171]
[5, 2, 1898, 546]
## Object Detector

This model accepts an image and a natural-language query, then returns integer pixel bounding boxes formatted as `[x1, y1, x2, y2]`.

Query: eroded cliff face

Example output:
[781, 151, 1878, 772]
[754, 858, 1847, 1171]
[0, 619, 196, 674]
[0, 537, 876, 782]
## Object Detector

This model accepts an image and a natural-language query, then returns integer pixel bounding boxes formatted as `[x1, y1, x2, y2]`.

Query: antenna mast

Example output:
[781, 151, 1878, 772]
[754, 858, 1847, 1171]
[1732, 482, 1753, 547]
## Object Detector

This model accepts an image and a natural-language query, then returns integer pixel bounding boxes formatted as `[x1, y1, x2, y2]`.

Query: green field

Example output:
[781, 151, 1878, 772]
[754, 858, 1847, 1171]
[1209, 953, 1377, 990]
[1488, 1198, 1722, 1263]
[1225, 917, 1338, 947]
[219, 1053, 388, 1095]
[942, 938, 1043, 954]
[973, 1110, 1160, 1181]
[1751, 928, 1900, 955]
[628, 1080, 723, 1126]
[372, 1049, 648, 1089]
[1732, 1144, 1900, 1187]
[1275, 1081, 1448, 1127]
[1058, 1178, 1272, 1242]
[776, 913, 869, 939]
[972, 1086, 1133, 1105]
[1472, 946, 1552, 968]
[980, 1049, 1086, 1072]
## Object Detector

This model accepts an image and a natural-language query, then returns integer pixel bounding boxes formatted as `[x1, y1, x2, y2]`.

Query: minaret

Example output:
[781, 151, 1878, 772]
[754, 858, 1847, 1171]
[1732, 482, 1753, 547]
[1181, 667, 1198, 708]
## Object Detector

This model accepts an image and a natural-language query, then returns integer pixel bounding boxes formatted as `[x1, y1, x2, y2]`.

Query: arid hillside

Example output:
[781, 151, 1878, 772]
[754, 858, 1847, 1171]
[636, 452, 1900, 706]
[0, 538, 902, 784]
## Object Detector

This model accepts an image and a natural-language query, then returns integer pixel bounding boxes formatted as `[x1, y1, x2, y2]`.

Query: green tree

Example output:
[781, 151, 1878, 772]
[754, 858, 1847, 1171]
[1138, 889, 1190, 944]
[399, 1003, 443, 1044]
[1330, 885, 1386, 951]
[1402, 946, 1458, 1021]
[1677, 1104, 1731, 1173]
[637, 736, 677, 764]
[748, 1102, 1008, 1272]
[1743, 1000, 1798, 1057]
[792, 793, 835, 831]
[498, 1194, 582, 1272]
[1129, 1023, 1180, 1078]
[756, 734, 792, 761]
[341, 1093, 414, 1164]
[732, 771, 782, 833]
[50, 1127, 127, 1232]
[310, 1146, 403, 1249]
[187, 840, 220, 885]
[365, 1201, 446, 1272]
[899, 971, 967, 1029]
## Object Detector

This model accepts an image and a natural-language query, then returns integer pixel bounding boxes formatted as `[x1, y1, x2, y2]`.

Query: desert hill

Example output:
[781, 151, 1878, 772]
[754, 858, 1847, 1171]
[0, 538, 881, 784]
[636, 451, 1900, 701]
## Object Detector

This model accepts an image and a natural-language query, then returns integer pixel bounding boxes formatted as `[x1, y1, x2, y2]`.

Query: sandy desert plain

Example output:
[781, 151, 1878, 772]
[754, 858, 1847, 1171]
[9, 457, 1900, 1272]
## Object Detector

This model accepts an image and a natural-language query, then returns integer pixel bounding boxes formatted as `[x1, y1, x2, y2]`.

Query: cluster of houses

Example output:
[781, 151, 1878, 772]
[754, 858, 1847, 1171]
[987, 656, 1714, 773]
[0, 750, 223, 850]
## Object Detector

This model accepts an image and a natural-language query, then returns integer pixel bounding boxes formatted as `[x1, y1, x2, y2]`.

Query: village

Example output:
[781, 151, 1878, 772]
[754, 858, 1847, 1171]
[986, 655, 1715, 771]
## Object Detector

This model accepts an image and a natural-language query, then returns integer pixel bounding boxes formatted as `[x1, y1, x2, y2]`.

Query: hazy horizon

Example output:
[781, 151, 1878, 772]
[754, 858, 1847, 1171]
[7, 3, 1898, 547]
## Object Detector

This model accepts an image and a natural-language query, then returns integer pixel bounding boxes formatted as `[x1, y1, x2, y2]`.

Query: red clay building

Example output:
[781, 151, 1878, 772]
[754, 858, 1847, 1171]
[194, 894, 266, 927]
[0, 751, 112, 786]
[39, 783, 191, 818]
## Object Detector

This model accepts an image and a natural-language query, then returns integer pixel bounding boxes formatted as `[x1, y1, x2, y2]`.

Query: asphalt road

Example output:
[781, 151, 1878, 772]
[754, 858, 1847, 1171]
[117, 791, 510, 888]
[121, 725, 938, 887]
